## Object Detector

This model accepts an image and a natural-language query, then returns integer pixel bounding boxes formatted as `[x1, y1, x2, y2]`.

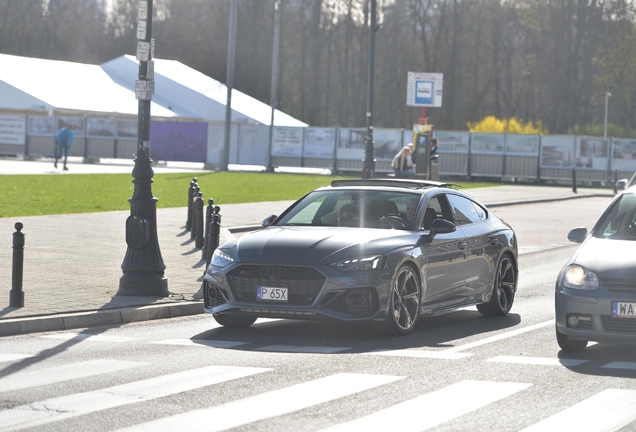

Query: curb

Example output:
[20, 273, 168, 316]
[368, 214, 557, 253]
[0, 301, 203, 337]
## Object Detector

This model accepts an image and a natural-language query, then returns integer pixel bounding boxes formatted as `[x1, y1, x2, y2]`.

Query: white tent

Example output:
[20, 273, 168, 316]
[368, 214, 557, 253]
[0, 54, 175, 117]
[100, 55, 307, 127]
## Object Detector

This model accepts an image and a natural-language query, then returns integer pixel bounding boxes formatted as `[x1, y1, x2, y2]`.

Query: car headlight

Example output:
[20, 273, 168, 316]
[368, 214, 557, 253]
[330, 255, 385, 272]
[211, 249, 235, 268]
[562, 264, 599, 290]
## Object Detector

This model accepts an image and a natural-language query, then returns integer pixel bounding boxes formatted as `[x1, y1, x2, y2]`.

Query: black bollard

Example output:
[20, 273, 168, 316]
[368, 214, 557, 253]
[194, 192, 205, 248]
[206, 206, 222, 269]
[186, 178, 197, 231]
[202, 198, 214, 260]
[190, 183, 200, 240]
[572, 167, 577, 194]
[10, 222, 25, 308]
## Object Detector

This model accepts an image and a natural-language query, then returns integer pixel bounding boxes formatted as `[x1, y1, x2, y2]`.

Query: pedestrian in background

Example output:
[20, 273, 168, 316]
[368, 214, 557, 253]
[54, 124, 74, 170]
[391, 143, 416, 178]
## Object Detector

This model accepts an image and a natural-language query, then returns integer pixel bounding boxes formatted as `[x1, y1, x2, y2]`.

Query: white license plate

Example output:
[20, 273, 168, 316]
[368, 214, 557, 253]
[612, 302, 636, 318]
[257, 287, 288, 302]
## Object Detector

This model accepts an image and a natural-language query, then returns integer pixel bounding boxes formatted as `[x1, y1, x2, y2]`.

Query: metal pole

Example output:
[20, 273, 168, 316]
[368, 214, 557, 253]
[362, 0, 378, 179]
[10, 222, 25, 308]
[604, 91, 611, 138]
[119, 0, 168, 296]
[221, 0, 238, 171]
[267, 0, 282, 172]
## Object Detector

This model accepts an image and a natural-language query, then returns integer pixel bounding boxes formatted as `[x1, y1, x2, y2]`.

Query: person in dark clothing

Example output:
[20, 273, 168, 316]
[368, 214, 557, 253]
[54, 125, 74, 170]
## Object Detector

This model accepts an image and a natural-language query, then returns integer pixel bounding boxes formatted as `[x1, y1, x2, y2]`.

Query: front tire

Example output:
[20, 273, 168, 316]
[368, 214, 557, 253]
[556, 325, 588, 351]
[477, 254, 516, 316]
[213, 314, 257, 328]
[382, 265, 420, 336]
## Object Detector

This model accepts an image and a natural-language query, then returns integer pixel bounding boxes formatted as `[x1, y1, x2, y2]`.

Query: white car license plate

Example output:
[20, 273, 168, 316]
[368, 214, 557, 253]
[257, 287, 288, 302]
[612, 302, 636, 318]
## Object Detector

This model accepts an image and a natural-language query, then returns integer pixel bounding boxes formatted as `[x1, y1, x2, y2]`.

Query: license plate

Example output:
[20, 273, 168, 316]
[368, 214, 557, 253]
[612, 302, 636, 318]
[257, 287, 288, 302]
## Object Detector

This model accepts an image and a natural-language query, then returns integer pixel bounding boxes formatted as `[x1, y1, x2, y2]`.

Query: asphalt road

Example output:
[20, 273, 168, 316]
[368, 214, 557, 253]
[2, 197, 635, 432]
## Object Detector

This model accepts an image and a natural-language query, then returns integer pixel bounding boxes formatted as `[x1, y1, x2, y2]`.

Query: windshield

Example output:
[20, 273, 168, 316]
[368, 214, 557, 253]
[276, 189, 420, 230]
[594, 192, 636, 240]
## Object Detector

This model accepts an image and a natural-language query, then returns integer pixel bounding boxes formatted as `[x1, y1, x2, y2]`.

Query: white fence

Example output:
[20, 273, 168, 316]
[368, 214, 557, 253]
[2, 113, 635, 182]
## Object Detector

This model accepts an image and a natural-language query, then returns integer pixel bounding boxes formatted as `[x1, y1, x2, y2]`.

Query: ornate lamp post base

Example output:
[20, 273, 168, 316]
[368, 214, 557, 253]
[119, 273, 168, 297]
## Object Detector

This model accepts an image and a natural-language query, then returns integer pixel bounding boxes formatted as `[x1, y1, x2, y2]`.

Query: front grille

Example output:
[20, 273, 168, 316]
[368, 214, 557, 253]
[227, 265, 326, 305]
[601, 316, 636, 333]
[602, 277, 636, 293]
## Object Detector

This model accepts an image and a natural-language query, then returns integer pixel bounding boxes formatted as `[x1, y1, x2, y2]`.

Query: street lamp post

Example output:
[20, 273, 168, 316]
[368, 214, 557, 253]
[362, 0, 378, 179]
[604, 91, 611, 138]
[119, 0, 168, 296]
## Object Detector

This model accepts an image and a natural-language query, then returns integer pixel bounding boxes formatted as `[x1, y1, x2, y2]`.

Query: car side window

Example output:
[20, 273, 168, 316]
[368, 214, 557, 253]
[448, 194, 482, 226]
[422, 194, 453, 230]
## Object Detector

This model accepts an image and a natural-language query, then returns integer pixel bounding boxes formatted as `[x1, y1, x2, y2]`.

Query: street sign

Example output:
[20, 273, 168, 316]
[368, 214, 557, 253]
[136, 20, 147, 40]
[406, 72, 443, 107]
[136, 41, 150, 61]
[135, 80, 153, 100]
[138, 1, 148, 19]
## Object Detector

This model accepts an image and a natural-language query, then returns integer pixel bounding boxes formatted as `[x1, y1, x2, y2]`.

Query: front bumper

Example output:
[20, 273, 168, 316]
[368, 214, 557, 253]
[555, 285, 636, 343]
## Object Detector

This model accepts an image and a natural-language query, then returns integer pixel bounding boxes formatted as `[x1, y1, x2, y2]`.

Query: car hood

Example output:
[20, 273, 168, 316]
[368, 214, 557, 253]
[227, 226, 417, 265]
[573, 237, 636, 279]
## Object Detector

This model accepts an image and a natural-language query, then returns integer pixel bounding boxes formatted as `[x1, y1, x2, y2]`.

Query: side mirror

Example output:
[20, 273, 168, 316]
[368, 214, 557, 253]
[261, 214, 278, 227]
[616, 179, 628, 190]
[567, 227, 588, 243]
[430, 218, 456, 235]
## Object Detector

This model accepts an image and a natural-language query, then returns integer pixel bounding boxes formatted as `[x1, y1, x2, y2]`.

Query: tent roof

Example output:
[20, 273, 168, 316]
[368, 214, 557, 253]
[0, 54, 175, 117]
[101, 55, 307, 127]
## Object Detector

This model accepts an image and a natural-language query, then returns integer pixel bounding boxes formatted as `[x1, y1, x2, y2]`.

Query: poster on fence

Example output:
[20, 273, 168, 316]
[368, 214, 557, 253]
[58, 117, 84, 136]
[28, 116, 56, 136]
[611, 139, 636, 171]
[303, 127, 336, 158]
[540, 136, 575, 168]
[86, 118, 114, 138]
[575, 137, 609, 170]
[471, 133, 504, 154]
[435, 131, 469, 153]
[372, 129, 402, 161]
[336, 128, 366, 160]
[271, 127, 303, 157]
[0, 114, 26, 145]
[117, 120, 137, 138]
[506, 135, 540, 156]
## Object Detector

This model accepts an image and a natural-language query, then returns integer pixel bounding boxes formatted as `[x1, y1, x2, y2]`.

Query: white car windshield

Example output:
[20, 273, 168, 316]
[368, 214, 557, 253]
[595, 192, 636, 240]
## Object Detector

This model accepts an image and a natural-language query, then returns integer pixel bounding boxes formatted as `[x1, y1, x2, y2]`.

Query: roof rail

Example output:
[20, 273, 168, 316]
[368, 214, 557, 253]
[330, 179, 456, 189]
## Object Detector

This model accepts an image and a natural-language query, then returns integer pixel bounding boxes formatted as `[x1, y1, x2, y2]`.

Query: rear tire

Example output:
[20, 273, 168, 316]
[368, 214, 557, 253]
[477, 254, 516, 316]
[213, 314, 257, 328]
[556, 325, 588, 351]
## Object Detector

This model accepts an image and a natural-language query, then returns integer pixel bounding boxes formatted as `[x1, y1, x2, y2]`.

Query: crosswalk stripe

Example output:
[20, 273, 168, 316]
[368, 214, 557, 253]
[257, 345, 350, 354]
[0, 359, 144, 393]
[319, 380, 531, 432]
[520, 389, 636, 432]
[444, 320, 554, 353]
[602, 362, 636, 370]
[41, 333, 139, 342]
[364, 349, 471, 360]
[0, 354, 34, 363]
[486, 356, 588, 367]
[150, 339, 248, 348]
[113, 373, 404, 432]
[0, 365, 270, 431]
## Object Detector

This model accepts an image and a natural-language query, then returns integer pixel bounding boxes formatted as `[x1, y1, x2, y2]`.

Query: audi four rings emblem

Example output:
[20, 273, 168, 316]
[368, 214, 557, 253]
[261, 267, 287, 278]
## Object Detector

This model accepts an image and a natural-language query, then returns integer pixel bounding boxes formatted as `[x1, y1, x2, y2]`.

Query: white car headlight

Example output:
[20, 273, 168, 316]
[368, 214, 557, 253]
[562, 264, 599, 290]
[211, 249, 235, 268]
[330, 255, 385, 272]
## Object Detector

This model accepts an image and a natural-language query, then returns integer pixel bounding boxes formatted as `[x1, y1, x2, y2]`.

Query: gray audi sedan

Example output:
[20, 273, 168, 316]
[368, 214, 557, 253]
[204, 179, 518, 336]
[556, 184, 636, 350]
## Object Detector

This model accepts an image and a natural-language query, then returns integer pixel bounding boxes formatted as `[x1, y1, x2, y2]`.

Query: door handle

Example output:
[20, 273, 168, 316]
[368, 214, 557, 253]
[458, 242, 467, 249]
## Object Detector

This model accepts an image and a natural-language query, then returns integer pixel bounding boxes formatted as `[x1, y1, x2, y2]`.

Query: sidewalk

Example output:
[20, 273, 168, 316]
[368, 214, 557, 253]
[0, 158, 616, 336]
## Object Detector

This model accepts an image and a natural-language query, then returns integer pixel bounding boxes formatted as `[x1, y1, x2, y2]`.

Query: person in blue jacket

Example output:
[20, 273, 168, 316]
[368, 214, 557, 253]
[54, 124, 74, 170]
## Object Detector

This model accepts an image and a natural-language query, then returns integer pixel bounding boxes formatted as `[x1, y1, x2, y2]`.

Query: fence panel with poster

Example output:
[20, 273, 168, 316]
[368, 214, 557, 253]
[504, 134, 540, 180]
[270, 126, 303, 167]
[470, 133, 505, 177]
